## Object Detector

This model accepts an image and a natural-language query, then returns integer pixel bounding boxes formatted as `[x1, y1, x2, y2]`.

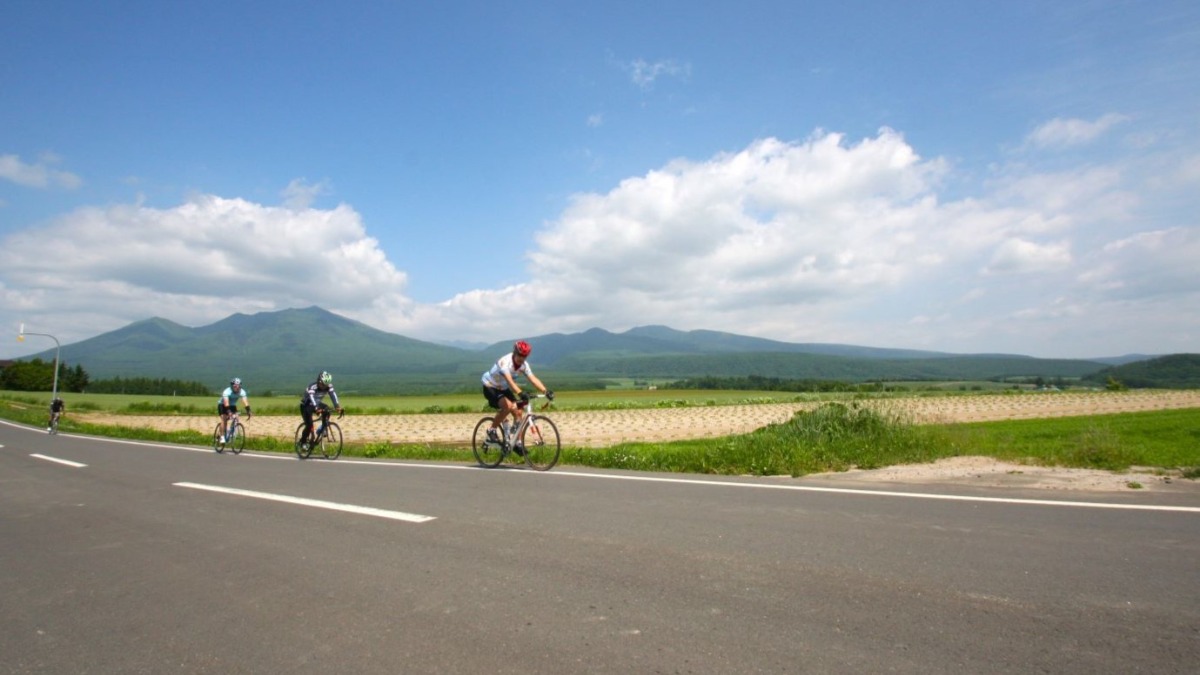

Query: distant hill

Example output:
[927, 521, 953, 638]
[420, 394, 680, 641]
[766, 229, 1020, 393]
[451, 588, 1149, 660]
[32, 307, 490, 394]
[482, 325, 953, 365]
[11, 306, 1132, 394]
[1082, 354, 1200, 389]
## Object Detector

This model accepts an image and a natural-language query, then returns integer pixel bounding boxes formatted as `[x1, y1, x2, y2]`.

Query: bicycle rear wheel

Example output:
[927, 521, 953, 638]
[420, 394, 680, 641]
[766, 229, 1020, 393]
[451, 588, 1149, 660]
[294, 422, 313, 459]
[321, 423, 342, 459]
[522, 415, 561, 471]
[230, 421, 246, 454]
[472, 417, 505, 468]
[213, 422, 226, 453]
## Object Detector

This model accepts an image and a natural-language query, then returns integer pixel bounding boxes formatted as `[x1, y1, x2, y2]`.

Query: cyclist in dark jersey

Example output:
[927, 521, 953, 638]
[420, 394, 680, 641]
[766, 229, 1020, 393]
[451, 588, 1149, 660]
[47, 397, 65, 431]
[298, 371, 343, 447]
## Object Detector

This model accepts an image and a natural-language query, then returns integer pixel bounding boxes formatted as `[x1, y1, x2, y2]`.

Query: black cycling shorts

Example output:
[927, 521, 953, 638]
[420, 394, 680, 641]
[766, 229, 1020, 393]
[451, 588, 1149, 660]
[482, 385, 516, 410]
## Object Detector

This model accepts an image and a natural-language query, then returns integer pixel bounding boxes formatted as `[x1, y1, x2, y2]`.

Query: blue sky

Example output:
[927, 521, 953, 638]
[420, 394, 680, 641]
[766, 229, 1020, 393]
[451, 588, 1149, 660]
[2, 0, 1198, 360]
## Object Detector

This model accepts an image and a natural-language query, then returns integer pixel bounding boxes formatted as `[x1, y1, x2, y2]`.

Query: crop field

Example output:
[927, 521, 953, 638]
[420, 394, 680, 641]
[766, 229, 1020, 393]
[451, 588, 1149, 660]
[44, 389, 1200, 447]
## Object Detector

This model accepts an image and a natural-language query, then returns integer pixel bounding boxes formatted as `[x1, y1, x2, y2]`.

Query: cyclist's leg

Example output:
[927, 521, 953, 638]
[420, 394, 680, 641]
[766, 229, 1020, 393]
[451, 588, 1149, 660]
[494, 391, 518, 427]
[299, 403, 315, 443]
[483, 386, 509, 439]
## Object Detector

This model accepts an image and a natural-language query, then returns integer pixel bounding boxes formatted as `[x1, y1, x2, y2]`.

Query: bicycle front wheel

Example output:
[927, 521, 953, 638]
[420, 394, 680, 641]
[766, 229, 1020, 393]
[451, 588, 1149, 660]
[213, 423, 226, 453]
[523, 415, 561, 471]
[472, 417, 505, 468]
[230, 421, 246, 454]
[321, 423, 342, 459]
[294, 422, 313, 459]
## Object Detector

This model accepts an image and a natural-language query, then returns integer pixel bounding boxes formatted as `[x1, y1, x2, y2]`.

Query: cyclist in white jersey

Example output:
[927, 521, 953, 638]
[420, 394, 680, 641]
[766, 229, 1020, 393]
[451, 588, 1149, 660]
[481, 340, 552, 443]
[216, 378, 252, 442]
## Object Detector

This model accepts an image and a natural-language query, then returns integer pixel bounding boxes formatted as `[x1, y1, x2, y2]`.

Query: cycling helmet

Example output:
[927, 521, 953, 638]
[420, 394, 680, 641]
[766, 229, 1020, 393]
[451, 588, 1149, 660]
[231, 377, 242, 386]
[513, 340, 532, 357]
[319, 371, 333, 386]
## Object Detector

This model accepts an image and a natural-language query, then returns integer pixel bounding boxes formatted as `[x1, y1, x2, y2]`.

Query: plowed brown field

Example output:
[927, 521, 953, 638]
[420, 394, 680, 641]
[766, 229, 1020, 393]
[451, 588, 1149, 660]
[78, 390, 1200, 448]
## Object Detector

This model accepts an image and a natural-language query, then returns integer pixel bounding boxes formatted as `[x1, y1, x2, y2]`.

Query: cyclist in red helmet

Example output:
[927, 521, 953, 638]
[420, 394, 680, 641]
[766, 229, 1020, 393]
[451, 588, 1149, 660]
[481, 340, 552, 443]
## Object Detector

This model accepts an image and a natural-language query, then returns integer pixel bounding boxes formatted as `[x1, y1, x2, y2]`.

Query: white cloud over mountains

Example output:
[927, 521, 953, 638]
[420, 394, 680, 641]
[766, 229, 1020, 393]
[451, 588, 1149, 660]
[0, 153, 82, 190]
[2, 118, 1197, 358]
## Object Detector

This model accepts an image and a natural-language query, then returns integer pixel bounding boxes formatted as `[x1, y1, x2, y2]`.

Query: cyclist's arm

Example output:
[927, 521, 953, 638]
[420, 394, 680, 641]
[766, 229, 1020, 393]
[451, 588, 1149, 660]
[501, 370, 521, 396]
[526, 372, 548, 396]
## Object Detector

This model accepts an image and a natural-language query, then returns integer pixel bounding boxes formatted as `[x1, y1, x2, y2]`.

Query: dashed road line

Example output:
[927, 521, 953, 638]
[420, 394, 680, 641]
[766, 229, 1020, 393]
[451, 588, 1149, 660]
[173, 482, 435, 523]
[30, 453, 87, 468]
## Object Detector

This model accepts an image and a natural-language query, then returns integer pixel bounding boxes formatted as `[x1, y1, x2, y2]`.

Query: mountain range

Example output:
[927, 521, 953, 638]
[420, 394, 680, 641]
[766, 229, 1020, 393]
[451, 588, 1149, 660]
[20, 306, 1138, 395]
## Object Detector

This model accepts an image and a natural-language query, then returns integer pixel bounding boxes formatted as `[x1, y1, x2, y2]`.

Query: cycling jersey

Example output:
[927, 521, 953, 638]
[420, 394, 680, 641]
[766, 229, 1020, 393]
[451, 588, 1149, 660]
[219, 386, 249, 407]
[481, 353, 533, 390]
[301, 382, 340, 409]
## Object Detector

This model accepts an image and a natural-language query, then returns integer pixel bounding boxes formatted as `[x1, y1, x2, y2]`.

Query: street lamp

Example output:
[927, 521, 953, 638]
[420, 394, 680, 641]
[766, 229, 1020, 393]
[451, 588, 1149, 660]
[17, 323, 61, 402]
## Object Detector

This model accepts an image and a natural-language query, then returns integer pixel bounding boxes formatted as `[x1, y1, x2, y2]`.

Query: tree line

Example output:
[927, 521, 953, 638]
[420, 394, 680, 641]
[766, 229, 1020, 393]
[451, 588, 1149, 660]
[0, 359, 210, 396]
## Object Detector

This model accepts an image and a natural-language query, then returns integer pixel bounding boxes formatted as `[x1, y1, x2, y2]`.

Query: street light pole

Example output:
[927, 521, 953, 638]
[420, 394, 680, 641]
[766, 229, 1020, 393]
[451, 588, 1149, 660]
[17, 324, 61, 402]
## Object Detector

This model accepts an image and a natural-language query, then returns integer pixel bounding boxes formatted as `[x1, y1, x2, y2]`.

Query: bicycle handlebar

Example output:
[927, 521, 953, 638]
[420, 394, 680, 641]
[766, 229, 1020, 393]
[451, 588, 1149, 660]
[517, 393, 554, 411]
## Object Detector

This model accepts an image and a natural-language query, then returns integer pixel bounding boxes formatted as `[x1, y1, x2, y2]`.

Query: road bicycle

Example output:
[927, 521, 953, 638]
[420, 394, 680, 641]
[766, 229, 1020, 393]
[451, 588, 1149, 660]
[295, 407, 343, 460]
[47, 411, 62, 434]
[212, 410, 247, 454]
[472, 393, 560, 471]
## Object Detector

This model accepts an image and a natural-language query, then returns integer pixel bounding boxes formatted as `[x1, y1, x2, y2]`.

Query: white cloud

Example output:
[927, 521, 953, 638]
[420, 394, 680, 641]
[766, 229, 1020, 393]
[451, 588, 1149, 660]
[0, 153, 82, 189]
[984, 238, 1072, 275]
[0, 194, 408, 337]
[3, 126, 1197, 358]
[280, 178, 330, 209]
[628, 58, 690, 90]
[1024, 113, 1129, 150]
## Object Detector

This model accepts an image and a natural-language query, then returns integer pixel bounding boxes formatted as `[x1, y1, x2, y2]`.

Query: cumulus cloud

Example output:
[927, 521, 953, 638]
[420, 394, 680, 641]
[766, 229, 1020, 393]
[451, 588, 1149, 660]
[1024, 113, 1129, 150]
[0, 153, 82, 189]
[0, 194, 409, 336]
[409, 129, 975, 341]
[3, 126, 1197, 357]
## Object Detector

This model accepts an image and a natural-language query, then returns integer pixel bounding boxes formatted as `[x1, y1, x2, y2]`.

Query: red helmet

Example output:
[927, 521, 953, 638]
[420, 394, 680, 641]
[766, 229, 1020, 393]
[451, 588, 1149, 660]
[513, 340, 532, 357]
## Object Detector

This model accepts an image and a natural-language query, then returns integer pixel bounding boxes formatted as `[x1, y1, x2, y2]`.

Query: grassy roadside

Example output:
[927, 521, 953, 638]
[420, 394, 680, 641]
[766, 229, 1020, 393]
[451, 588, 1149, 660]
[4, 396, 1197, 478]
[558, 404, 1200, 477]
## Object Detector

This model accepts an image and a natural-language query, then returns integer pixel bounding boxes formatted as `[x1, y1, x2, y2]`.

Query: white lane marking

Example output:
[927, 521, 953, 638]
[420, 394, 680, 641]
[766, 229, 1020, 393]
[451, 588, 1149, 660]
[173, 482, 435, 523]
[30, 454, 88, 468]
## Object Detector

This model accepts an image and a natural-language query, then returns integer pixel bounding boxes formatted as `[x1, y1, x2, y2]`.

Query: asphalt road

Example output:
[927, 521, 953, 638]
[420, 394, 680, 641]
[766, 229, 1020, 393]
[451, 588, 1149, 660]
[2, 421, 1198, 674]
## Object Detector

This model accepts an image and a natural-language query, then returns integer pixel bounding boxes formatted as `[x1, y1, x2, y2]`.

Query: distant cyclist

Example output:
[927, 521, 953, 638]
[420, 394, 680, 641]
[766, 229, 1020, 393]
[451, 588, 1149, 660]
[298, 371, 343, 448]
[217, 378, 252, 444]
[47, 397, 65, 431]
[481, 340, 553, 444]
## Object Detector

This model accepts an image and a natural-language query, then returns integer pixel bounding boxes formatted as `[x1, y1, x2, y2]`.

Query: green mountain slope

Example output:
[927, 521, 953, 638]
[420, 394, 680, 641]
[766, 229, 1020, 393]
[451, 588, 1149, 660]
[45, 307, 490, 393]
[11, 306, 1135, 394]
[1083, 354, 1200, 388]
[483, 325, 953, 365]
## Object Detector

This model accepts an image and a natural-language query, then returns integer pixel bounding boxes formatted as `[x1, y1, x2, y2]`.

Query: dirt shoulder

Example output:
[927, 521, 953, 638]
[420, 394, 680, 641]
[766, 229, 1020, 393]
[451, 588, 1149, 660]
[804, 456, 1200, 494]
